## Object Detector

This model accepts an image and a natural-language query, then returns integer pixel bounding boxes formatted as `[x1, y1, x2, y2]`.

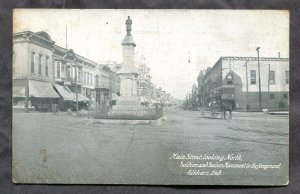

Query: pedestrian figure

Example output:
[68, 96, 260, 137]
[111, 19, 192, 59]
[246, 102, 250, 112]
[221, 102, 232, 119]
[210, 101, 218, 118]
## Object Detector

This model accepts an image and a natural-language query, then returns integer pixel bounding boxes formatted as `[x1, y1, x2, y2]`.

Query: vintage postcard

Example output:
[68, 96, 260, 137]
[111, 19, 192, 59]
[12, 9, 289, 185]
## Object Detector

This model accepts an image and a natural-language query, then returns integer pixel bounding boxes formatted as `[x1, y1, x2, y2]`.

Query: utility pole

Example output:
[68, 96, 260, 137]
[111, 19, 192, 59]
[75, 66, 78, 111]
[244, 60, 249, 103]
[267, 63, 270, 109]
[256, 47, 262, 111]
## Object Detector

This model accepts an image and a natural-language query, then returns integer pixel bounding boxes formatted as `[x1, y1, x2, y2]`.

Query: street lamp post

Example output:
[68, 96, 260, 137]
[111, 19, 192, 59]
[256, 47, 262, 111]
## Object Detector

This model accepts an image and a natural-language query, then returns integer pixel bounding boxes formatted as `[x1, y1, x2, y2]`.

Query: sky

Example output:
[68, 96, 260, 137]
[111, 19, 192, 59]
[13, 9, 289, 99]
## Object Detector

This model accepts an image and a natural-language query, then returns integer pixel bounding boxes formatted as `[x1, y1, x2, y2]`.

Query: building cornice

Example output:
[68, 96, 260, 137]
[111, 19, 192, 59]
[13, 31, 55, 47]
[221, 56, 289, 62]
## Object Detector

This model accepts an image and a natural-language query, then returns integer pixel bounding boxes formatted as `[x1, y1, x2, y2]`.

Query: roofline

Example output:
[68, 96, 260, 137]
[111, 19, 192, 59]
[204, 56, 289, 79]
[13, 31, 55, 45]
[14, 31, 98, 67]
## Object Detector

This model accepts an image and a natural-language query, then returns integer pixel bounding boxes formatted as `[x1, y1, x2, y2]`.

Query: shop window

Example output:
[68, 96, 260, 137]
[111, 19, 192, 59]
[270, 93, 275, 99]
[283, 93, 288, 99]
[250, 70, 256, 84]
[269, 71, 275, 84]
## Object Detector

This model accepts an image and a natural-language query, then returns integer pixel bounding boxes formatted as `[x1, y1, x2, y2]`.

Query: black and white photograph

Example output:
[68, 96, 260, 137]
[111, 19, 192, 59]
[12, 9, 289, 185]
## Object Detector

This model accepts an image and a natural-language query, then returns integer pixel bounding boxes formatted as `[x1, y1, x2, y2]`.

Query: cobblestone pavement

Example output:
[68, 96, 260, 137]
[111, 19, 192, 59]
[12, 107, 289, 185]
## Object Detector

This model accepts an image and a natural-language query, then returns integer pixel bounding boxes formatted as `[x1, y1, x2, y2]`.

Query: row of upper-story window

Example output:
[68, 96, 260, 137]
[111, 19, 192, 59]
[248, 70, 289, 85]
[30, 52, 95, 86]
[205, 70, 289, 90]
[54, 61, 110, 86]
[30, 52, 117, 86]
[54, 61, 93, 84]
[83, 71, 93, 85]
[31, 52, 50, 76]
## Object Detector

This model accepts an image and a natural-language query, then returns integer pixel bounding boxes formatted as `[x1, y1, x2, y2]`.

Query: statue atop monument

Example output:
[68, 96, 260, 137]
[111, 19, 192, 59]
[126, 16, 132, 36]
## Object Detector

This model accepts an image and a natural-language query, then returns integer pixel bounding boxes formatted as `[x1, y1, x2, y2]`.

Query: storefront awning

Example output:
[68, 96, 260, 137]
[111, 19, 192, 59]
[29, 80, 60, 98]
[53, 84, 74, 101]
[111, 93, 119, 101]
[221, 94, 235, 100]
[73, 93, 91, 102]
[13, 86, 26, 98]
[212, 85, 235, 92]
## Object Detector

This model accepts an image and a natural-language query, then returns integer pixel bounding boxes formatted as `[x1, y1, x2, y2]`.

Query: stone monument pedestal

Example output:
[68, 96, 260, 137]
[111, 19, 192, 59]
[108, 16, 162, 121]
[110, 72, 147, 117]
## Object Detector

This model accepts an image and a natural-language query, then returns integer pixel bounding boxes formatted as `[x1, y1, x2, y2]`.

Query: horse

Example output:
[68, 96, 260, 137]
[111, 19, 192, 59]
[220, 102, 233, 119]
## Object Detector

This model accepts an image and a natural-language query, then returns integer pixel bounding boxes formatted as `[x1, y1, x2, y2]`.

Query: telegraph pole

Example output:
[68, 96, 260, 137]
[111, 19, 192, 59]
[256, 47, 262, 111]
[244, 60, 249, 103]
[75, 67, 78, 111]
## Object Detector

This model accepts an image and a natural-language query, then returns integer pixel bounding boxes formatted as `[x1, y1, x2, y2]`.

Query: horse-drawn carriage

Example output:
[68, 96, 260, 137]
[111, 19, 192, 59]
[204, 81, 237, 119]
[208, 100, 236, 119]
[202, 99, 236, 119]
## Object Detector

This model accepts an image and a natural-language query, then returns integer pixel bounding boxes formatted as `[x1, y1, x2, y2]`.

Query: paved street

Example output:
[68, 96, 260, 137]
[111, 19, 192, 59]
[12, 107, 288, 185]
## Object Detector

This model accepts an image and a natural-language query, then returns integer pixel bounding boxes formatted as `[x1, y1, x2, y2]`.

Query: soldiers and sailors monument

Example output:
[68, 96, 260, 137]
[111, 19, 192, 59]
[110, 16, 162, 121]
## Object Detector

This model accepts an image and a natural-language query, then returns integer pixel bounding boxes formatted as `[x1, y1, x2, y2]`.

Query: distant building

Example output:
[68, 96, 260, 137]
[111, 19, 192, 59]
[108, 63, 121, 105]
[95, 64, 111, 107]
[199, 56, 289, 111]
[137, 55, 152, 106]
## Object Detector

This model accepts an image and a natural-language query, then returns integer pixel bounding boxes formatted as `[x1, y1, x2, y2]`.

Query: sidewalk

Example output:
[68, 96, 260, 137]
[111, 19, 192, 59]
[267, 111, 289, 115]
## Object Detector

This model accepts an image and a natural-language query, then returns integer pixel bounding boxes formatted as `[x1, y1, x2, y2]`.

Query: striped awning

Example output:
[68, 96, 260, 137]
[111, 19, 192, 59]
[53, 84, 74, 101]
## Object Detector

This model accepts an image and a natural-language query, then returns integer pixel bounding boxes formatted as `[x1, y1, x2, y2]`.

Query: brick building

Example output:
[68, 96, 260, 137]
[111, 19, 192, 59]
[13, 31, 118, 111]
[13, 31, 60, 112]
[199, 56, 289, 111]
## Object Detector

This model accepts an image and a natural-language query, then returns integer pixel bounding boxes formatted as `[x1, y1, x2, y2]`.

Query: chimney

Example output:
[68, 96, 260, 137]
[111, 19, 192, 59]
[278, 52, 281, 58]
